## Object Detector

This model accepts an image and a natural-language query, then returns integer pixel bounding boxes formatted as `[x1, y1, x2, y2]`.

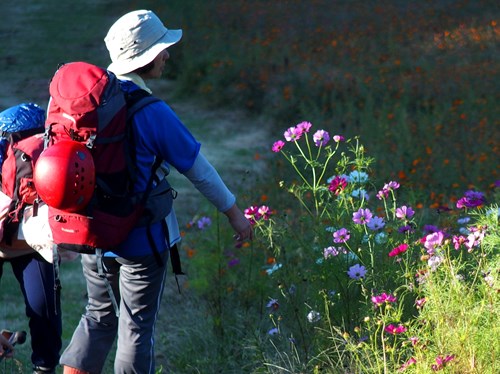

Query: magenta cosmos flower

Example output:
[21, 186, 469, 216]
[333, 228, 350, 243]
[272, 140, 285, 152]
[385, 324, 407, 335]
[244, 205, 263, 225]
[328, 176, 347, 195]
[389, 243, 409, 257]
[244, 205, 272, 224]
[371, 292, 397, 306]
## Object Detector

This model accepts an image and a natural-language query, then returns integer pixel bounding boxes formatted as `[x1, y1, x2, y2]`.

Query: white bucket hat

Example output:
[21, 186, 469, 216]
[105, 10, 182, 75]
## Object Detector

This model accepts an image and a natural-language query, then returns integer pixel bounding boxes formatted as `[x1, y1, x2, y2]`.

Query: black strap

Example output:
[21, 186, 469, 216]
[52, 244, 61, 316]
[124, 89, 161, 184]
[96, 248, 120, 317]
[146, 223, 164, 267]
[145, 214, 184, 293]
[165, 219, 184, 276]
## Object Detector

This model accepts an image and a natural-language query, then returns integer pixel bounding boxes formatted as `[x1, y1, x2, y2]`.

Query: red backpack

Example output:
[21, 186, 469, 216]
[38, 61, 174, 254]
[0, 103, 45, 246]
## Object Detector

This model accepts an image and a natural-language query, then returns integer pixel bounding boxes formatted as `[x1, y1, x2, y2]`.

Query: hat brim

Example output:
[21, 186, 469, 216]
[108, 28, 182, 75]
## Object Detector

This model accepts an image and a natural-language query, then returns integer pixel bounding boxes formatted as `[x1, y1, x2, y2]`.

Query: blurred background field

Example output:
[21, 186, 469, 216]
[2, 0, 497, 203]
[164, 0, 499, 203]
[0, 0, 498, 373]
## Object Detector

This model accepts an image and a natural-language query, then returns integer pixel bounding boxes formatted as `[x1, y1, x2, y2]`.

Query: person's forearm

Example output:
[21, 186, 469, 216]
[183, 152, 235, 211]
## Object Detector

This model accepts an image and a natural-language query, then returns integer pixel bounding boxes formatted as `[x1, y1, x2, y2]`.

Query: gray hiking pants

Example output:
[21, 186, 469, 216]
[60, 250, 168, 374]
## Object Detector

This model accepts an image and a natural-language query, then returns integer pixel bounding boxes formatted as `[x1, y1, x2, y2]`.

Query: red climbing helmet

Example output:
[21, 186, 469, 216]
[34, 140, 95, 212]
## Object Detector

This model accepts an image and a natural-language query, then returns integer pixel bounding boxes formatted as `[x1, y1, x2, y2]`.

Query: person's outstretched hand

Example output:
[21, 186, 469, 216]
[224, 204, 253, 245]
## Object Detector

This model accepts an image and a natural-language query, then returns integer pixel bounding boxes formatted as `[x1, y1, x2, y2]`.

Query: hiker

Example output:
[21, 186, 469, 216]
[0, 103, 62, 374]
[0, 332, 14, 358]
[60, 9, 253, 374]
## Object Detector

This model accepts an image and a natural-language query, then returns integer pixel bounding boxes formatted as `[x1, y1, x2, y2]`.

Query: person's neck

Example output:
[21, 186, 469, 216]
[115, 72, 152, 94]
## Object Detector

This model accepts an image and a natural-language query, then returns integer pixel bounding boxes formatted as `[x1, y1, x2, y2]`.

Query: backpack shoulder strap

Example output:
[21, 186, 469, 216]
[125, 89, 162, 121]
[123, 89, 162, 183]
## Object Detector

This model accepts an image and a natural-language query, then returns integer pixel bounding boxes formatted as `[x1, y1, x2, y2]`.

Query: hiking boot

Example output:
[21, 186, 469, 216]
[33, 366, 56, 374]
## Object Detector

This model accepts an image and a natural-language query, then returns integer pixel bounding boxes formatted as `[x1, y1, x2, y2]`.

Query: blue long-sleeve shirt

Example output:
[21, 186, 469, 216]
[109, 79, 235, 258]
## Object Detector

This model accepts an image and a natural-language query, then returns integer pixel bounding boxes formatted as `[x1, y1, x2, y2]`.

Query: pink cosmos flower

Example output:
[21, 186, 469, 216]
[258, 205, 272, 220]
[452, 235, 466, 250]
[431, 354, 455, 371]
[376, 181, 400, 199]
[386, 181, 400, 190]
[296, 121, 312, 133]
[272, 140, 285, 152]
[415, 297, 427, 309]
[323, 246, 340, 259]
[396, 206, 415, 219]
[371, 292, 397, 306]
[465, 226, 485, 252]
[245, 205, 273, 224]
[410, 336, 419, 346]
[312, 129, 330, 147]
[244, 206, 260, 224]
[423, 231, 445, 254]
[333, 134, 345, 142]
[385, 324, 407, 335]
[333, 228, 350, 243]
[398, 357, 417, 372]
[376, 189, 389, 200]
[389, 243, 409, 257]
[284, 126, 302, 142]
